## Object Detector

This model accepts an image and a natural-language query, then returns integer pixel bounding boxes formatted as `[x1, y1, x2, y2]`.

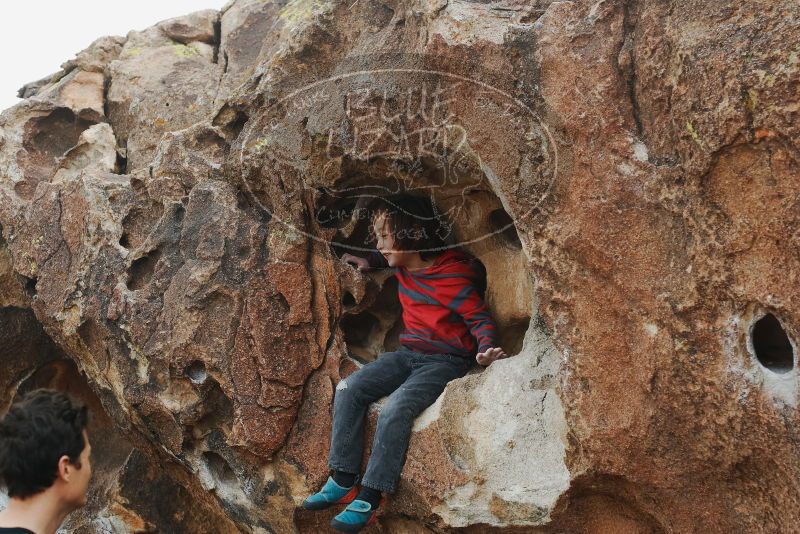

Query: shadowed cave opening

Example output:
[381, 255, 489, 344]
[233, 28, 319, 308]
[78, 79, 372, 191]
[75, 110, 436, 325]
[14, 359, 135, 475]
[498, 316, 532, 356]
[317, 156, 532, 364]
[751, 313, 795, 374]
[116, 150, 128, 175]
[0, 309, 142, 529]
[489, 207, 523, 250]
[0, 307, 235, 532]
[340, 277, 402, 363]
[0, 307, 73, 412]
[341, 290, 356, 309]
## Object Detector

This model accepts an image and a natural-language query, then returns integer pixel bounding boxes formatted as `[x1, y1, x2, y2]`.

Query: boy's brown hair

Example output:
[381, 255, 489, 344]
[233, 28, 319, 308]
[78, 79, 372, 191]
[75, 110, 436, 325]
[369, 194, 451, 260]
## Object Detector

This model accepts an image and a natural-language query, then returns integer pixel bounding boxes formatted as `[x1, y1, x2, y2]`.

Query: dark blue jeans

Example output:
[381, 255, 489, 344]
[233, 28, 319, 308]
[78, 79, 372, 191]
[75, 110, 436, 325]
[328, 348, 472, 493]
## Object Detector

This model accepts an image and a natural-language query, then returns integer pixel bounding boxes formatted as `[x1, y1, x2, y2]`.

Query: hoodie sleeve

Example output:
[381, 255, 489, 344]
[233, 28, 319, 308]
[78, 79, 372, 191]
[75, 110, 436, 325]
[430, 263, 499, 353]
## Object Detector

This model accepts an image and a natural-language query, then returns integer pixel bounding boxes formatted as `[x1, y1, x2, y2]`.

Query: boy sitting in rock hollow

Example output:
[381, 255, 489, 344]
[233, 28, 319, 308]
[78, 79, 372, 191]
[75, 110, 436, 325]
[302, 194, 508, 533]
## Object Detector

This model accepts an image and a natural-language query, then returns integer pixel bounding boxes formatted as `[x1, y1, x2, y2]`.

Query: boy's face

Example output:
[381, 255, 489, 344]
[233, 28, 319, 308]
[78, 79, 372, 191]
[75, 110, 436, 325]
[374, 213, 412, 268]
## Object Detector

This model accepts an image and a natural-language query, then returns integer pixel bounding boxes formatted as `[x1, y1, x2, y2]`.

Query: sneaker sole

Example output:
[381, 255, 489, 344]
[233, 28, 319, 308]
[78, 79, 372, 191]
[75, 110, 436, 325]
[330, 514, 376, 533]
[301, 486, 359, 511]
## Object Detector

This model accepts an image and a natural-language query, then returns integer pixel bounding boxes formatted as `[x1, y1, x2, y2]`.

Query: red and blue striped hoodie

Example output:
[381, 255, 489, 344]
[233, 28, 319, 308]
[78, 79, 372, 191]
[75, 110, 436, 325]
[366, 248, 499, 358]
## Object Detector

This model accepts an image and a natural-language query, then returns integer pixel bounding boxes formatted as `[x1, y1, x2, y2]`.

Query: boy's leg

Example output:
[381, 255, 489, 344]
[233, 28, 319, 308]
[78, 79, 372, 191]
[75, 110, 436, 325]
[328, 350, 413, 476]
[359, 354, 472, 493]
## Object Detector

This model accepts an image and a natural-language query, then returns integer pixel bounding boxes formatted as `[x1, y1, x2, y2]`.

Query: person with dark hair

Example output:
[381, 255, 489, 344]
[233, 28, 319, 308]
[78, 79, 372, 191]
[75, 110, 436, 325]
[303, 194, 507, 532]
[0, 389, 92, 534]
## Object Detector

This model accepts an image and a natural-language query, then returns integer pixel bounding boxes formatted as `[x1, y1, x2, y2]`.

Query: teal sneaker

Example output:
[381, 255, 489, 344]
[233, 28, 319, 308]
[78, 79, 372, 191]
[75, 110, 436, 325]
[301, 476, 359, 511]
[330, 499, 380, 533]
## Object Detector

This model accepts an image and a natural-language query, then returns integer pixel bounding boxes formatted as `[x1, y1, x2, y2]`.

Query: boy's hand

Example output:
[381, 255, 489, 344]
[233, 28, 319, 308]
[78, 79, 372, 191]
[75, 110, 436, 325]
[341, 253, 369, 272]
[476, 347, 508, 366]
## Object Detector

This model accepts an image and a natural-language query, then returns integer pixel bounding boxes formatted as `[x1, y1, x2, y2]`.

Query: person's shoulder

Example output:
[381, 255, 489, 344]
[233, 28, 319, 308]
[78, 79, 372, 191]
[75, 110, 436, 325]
[427, 249, 485, 280]
[433, 248, 473, 265]
[439, 248, 484, 270]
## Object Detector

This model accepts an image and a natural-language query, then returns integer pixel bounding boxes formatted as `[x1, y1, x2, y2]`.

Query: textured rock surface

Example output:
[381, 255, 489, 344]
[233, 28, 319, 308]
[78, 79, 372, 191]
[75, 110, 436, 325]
[0, 0, 798, 532]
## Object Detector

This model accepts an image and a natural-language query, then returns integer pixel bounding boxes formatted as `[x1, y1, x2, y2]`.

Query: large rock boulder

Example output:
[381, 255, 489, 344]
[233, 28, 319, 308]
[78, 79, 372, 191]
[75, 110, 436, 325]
[0, 0, 797, 532]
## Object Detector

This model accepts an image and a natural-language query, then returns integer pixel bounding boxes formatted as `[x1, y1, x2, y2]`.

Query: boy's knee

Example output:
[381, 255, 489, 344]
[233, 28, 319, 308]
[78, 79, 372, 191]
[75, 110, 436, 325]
[333, 375, 365, 405]
[378, 397, 417, 424]
[335, 376, 351, 393]
[334, 377, 354, 399]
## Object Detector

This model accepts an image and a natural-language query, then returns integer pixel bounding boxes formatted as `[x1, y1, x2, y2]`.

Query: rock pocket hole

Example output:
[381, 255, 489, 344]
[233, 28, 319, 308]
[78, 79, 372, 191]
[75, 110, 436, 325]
[489, 208, 522, 249]
[22, 276, 38, 297]
[189, 382, 233, 439]
[20, 108, 97, 195]
[202, 451, 237, 488]
[500, 316, 532, 356]
[342, 291, 356, 309]
[340, 277, 402, 362]
[126, 248, 162, 291]
[120, 201, 165, 251]
[115, 151, 128, 175]
[341, 311, 379, 360]
[751, 313, 795, 374]
[212, 105, 249, 142]
[185, 360, 208, 384]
